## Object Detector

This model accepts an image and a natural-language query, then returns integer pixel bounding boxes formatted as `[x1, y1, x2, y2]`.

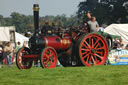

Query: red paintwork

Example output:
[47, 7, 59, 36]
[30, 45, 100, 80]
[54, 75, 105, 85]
[44, 36, 61, 49]
[43, 36, 72, 50]
[72, 32, 79, 40]
[23, 55, 40, 58]
[61, 38, 72, 49]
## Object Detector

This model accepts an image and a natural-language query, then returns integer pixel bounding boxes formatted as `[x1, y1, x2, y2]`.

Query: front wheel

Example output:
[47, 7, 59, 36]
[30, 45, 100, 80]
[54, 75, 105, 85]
[40, 47, 57, 68]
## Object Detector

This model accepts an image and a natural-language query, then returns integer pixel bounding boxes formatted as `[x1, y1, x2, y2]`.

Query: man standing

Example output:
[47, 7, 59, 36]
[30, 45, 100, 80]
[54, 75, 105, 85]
[4, 42, 13, 67]
[88, 17, 99, 32]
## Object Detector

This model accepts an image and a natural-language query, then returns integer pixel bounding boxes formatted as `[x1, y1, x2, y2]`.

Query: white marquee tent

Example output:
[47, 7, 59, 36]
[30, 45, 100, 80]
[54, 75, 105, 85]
[104, 24, 128, 45]
[0, 26, 29, 47]
[15, 32, 29, 46]
[0, 26, 12, 41]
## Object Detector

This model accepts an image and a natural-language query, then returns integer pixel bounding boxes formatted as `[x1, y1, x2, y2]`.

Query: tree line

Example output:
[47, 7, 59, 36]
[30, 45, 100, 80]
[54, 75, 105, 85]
[0, 0, 128, 33]
[0, 12, 78, 33]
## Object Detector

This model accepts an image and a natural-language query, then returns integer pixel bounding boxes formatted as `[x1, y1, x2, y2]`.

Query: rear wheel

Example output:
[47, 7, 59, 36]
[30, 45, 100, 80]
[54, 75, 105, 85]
[40, 47, 57, 68]
[16, 47, 33, 69]
[78, 33, 108, 66]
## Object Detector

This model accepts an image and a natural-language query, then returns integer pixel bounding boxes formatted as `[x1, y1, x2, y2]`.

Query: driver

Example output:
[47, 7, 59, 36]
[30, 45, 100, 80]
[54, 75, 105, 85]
[41, 22, 56, 35]
[87, 17, 99, 32]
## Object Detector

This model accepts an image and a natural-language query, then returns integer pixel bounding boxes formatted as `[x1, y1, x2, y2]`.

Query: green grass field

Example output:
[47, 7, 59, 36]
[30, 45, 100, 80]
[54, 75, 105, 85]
[0, 65, 128, 85]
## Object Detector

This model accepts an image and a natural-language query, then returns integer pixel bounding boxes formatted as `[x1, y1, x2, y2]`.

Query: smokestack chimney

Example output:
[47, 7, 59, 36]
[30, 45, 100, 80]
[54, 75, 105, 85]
[33, 4, 39, 35]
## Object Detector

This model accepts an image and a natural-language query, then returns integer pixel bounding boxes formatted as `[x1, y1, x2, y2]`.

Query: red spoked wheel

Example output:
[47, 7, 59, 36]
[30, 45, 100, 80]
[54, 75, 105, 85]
[40, 47, 57, 68]
[16, 47, 33, 69]
[79, 33, 108, 66]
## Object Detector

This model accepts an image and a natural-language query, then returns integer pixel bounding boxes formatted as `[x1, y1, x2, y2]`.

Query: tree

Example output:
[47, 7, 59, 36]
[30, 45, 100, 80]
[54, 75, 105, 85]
[0, 15, 6, 26]
[77, 0, 98, 18]
[10, 12, 31, 33]
[108, 0, 128, 23]
[77, 0, 128, 25]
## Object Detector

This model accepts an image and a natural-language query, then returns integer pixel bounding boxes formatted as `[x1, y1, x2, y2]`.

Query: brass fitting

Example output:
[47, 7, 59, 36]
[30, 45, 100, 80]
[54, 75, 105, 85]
[33, 4, 40, 11]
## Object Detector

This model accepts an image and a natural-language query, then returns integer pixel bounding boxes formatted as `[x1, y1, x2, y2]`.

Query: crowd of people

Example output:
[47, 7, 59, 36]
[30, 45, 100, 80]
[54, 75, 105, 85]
[0, 42, 22, 68]
[113, 37, 128, 50]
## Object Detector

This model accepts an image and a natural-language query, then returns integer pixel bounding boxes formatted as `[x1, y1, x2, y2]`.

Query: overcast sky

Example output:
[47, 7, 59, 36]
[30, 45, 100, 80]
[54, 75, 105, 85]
[0, 0, 84, 17]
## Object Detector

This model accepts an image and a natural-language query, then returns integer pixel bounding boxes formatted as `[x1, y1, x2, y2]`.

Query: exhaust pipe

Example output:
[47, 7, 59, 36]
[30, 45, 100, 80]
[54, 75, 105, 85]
[33, 4, 39, 35]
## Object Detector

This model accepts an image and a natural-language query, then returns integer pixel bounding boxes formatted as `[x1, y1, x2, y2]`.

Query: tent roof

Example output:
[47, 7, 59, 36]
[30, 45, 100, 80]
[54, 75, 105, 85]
[15, 32, 29, 42]
[104, 24, 128, 44]
[15, 32, 29, 46]
[105, 24, 128, 33]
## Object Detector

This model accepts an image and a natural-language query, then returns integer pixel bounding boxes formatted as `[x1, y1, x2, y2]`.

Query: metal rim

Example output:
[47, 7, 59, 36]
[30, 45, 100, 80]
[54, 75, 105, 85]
[79, 33, 108, 66]
[16, 48, 33, 69]
[105, 36, 113, 50]
[40, 47, 57, 68]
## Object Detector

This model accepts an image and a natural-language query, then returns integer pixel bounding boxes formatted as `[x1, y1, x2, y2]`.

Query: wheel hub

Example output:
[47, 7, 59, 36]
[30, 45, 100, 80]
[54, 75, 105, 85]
[91, 49, 95, 54]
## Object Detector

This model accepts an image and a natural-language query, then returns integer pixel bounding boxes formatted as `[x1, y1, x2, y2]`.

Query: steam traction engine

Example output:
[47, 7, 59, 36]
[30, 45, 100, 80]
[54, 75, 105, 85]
[16, 4, 110, 69]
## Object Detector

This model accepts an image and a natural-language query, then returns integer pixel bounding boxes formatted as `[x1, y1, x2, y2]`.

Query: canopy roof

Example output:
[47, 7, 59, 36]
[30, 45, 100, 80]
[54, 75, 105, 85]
[104, 24, 128, 44]
[15, 32, 29, 46]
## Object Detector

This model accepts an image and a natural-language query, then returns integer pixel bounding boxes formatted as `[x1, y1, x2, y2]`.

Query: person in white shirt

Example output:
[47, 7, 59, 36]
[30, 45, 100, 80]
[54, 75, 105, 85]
[88, 17, 99, 32]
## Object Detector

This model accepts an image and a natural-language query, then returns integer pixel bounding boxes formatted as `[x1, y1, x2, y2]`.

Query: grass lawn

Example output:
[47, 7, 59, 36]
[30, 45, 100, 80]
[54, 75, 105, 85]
[0, 65, 128, 85]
